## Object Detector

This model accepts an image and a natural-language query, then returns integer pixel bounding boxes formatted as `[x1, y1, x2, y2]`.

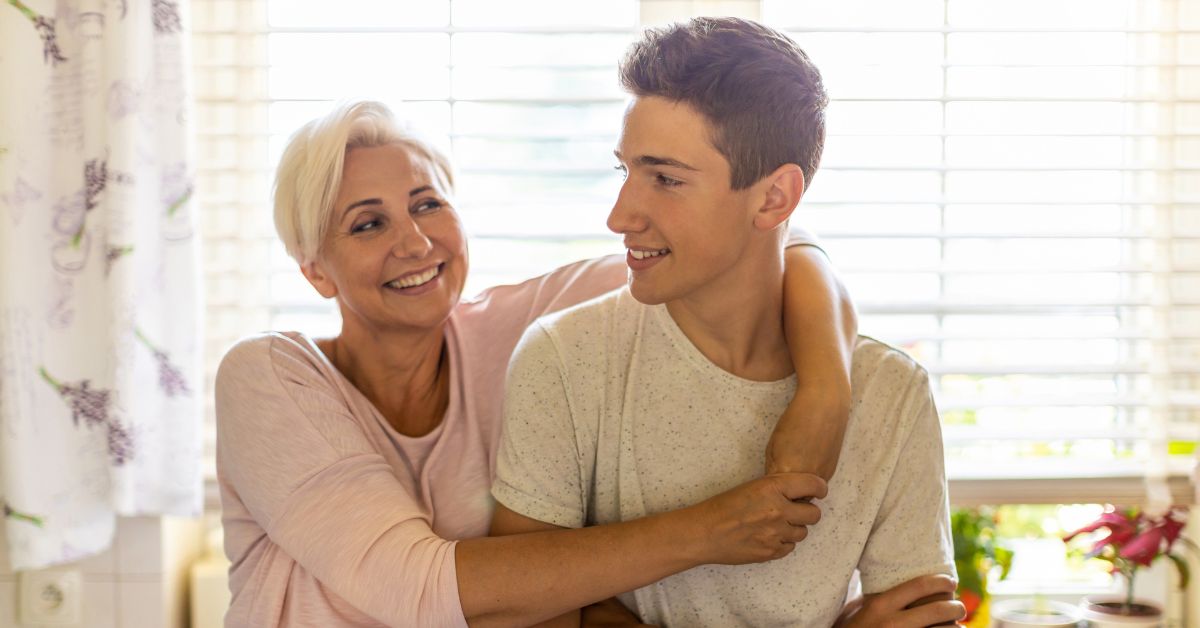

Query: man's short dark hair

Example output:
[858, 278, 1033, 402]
[619, 17, 828, 190]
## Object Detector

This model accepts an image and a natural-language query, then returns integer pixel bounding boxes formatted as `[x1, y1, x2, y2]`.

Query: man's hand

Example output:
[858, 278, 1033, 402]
[836, 574, 966, 628]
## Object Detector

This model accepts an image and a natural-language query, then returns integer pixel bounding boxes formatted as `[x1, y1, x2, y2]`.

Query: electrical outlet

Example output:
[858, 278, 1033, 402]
[18, 569, 81, 626]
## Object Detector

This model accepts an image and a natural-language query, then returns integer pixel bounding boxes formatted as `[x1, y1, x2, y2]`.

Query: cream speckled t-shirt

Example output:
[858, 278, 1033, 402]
[494, 288, 955, 627]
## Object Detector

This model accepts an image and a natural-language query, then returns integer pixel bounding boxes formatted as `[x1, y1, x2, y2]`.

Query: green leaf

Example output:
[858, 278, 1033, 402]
[995, 546, 1015, 581]
[1167, 553, 1190, 590]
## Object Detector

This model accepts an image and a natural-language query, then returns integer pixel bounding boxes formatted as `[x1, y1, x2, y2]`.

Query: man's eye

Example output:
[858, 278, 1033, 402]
[656, 173, 683, 187]
[614, 164, 628, 180]
[351, 219, 380, 233]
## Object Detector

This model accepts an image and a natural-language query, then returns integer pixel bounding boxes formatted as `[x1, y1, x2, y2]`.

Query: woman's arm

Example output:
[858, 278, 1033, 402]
[218, 335, 824, 628]
[767, 241, 858, 479]
[472, 254, 628, 329]
[472, 475, 825, 628]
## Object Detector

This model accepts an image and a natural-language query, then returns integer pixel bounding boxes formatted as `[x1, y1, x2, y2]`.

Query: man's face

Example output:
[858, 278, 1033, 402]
[609, 96, 760, 305]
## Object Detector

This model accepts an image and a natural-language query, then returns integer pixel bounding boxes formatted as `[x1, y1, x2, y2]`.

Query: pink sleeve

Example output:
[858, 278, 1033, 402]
[215, 336, 467, 627]
[469, 254, 628, 331]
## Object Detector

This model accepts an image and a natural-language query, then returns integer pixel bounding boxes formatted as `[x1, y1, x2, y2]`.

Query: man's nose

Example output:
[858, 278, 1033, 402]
[607, 180, 645, 235]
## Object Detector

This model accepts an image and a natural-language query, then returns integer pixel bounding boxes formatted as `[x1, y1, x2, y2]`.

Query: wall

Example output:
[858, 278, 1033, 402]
[0, 517, 204, 628]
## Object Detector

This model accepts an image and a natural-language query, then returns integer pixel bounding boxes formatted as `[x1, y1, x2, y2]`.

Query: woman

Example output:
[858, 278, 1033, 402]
[215, 101, 859, 627]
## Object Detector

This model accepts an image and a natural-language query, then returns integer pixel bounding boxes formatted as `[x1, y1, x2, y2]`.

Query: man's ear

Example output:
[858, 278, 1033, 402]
[300, 260, 338, 299]
[753, 163, 805, 231]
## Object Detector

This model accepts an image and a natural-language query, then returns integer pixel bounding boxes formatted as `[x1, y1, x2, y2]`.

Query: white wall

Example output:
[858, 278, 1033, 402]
[0, 517, 204, 628]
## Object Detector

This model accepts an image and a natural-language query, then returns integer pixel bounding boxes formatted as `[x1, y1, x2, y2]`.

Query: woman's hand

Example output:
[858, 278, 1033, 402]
[679, 472, 827, 565]
[835, 574, 966, 628]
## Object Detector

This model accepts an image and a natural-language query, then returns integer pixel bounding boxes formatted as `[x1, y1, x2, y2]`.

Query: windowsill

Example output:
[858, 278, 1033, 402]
[948, 466, 1196, 507]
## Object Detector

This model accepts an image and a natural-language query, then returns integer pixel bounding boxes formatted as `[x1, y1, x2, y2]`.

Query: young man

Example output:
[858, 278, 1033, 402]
[491, 18, 959, 627]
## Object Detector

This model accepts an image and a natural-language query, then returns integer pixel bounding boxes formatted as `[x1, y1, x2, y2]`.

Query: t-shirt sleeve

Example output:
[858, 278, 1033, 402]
[491, 324, 591, 528]
[856, 368, 957, 594]
[215, 336, 466, 627]
[470, 255, 627, 332]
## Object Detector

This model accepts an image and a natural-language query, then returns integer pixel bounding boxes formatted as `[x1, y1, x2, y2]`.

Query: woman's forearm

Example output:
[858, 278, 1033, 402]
[456, 509, 697, 627]
[461, 472, 825, 627]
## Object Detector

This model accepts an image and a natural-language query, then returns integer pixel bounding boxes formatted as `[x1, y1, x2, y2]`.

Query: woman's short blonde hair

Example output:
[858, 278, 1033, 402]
[273, 100, 456, 264]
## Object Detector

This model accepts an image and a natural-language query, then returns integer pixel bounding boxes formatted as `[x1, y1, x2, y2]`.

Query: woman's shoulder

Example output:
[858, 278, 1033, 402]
[217, 331, 333, 392]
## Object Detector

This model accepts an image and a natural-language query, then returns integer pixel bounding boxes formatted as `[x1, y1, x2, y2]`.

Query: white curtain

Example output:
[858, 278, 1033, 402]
[0, 0, 201, 570]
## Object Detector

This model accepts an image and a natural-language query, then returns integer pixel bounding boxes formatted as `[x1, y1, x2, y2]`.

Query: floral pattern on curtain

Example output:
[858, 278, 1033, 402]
[0, 0, 201, 570]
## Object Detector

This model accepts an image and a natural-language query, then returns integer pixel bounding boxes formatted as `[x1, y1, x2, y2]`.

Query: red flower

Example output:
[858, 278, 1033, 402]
[1064, 509, 1138, 557]
[1119, 528, 1164, 567]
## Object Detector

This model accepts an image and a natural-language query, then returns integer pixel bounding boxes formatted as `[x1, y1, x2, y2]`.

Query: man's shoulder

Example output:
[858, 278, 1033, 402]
[851, 335, 930, 386]
[532, 286, 645, 350]
[849, 336, 933, 417]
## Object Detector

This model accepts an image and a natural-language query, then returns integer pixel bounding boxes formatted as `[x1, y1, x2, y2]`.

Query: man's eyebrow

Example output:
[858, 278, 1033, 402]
[613, 150, 699, 172]
[340, 185, 435, 220]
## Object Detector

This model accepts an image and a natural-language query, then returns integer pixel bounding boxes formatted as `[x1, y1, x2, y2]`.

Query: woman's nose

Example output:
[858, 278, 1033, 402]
[392, 220, 433, 259]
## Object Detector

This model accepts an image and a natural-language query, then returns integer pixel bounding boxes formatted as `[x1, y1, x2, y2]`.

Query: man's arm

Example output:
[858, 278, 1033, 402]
[580, 599, 655, 627]
[856, 362, 957, 596]
[767, 241, 858, 479]
[835, 574, 965, 627]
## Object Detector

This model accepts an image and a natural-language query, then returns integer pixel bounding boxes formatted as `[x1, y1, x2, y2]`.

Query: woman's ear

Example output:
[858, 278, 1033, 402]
[753, 163, 805, 231]
[300, 260, 338, 299]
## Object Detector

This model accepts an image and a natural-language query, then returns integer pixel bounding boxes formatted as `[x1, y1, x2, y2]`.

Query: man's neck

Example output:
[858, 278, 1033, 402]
[664, 246, 793, 382]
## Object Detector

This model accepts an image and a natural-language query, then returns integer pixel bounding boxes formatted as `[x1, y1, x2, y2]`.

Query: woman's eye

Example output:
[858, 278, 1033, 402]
[350, 219, 380, 234]
[413, 199, 443, 214]
[656, 173, 683, 187]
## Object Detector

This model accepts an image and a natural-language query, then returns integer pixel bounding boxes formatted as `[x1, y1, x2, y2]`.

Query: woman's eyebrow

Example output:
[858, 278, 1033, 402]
[341, 198, 382, 220]
[340, 185, 435, 220]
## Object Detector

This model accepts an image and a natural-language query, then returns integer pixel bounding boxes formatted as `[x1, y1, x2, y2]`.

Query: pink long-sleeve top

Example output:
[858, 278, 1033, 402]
[215, 256, 627, 627]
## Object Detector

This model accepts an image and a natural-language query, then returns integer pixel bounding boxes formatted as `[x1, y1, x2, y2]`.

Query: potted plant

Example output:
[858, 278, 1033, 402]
[951, 507, 1013, 627]
[1063, 505, 1193, 627]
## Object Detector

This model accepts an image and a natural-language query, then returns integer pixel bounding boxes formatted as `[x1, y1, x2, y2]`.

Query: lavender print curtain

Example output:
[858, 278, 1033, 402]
[0, 0, 201, 569]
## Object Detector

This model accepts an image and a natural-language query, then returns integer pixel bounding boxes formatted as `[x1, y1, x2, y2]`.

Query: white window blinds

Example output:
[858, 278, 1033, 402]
[762, 0, 1200, 505]
[193, 0, 1200, 507]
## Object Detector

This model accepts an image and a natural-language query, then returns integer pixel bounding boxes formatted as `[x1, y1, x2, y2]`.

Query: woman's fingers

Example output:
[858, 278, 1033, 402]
[770, 472, 828, 502]
[783, 500, 822, 527]
[693, 472, 828, 565]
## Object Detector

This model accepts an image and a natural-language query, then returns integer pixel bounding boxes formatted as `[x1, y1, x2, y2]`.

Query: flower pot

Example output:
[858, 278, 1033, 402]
[1077, 594, 1164, 627]
[991, 598, 1080, 627]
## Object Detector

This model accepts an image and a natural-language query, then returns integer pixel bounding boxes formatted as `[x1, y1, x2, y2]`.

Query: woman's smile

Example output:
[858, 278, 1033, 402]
[383, 262, 444, 295]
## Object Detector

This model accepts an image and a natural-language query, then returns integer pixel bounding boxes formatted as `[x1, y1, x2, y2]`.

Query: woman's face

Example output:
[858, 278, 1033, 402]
[302, 143, 469, 336]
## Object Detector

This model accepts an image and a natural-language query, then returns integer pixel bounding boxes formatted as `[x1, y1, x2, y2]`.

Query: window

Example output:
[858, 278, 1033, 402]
[764, 0, 1200, 505]
[193, 0, 1200, 507]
